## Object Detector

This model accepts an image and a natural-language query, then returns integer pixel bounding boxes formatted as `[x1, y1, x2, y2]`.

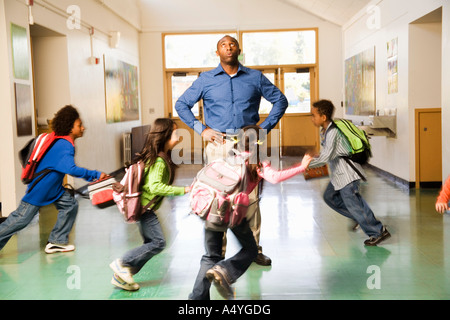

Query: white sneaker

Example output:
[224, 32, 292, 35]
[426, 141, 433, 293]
[111, 273, 140, 291]
[109, 259, 135, 284]
[45, 242, 75, 254]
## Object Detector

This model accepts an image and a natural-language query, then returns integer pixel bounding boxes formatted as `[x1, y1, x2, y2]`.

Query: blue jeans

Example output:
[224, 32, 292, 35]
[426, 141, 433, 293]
[0, 190, 78, 251]
[323, 180, 383, 238]
[121, 210, 166, 274]
[189, 219, 258, 300]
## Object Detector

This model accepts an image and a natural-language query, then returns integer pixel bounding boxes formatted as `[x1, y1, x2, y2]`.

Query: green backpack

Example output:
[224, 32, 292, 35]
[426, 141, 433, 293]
[333, 119, 372, 165]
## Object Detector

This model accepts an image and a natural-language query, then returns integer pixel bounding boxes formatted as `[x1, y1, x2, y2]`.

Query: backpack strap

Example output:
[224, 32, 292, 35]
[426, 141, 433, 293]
[27, 169, 52, 193]
[157, 151, 174, 184]
[342, 157, 366, 182]
[26, 135, 74, 193]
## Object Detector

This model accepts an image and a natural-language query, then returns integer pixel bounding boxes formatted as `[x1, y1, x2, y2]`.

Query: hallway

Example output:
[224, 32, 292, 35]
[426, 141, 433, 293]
[1, 158, 449, 300]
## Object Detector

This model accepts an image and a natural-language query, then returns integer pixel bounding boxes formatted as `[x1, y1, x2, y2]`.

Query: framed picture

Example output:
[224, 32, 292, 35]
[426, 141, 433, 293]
[344, 47, 376, 116]
[104, 55, 140, 123]
[14, 83, 32, 136]
[11, 23, 29, 80]
[387, 37, 398, 94]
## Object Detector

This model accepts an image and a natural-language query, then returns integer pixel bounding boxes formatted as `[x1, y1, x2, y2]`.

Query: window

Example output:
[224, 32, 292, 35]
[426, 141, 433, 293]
[163, 29, 317, 117]
[171, 73, 199, 117]
[284, 69, 311, 113]
[165, 33, 237, 69]
[242, 30, 316, 66]
[260, 72, 276, 114]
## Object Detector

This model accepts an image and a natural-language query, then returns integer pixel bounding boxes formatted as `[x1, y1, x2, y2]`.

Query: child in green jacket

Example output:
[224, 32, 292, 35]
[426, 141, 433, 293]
[110, 118, 190, 291]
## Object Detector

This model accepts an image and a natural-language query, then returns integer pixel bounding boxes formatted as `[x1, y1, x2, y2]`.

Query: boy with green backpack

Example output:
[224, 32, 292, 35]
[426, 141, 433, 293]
[307, 99, 390, 246]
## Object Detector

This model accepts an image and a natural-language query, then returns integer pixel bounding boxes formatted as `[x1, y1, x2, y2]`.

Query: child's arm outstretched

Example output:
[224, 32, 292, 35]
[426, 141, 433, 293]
[145, 160, 188, 196]
[436, 176, 450, 214]
[257, 155, 312, 184]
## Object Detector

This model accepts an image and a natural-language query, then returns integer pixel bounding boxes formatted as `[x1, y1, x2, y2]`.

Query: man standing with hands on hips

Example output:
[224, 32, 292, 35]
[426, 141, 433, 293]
[175, 35, 288, 266]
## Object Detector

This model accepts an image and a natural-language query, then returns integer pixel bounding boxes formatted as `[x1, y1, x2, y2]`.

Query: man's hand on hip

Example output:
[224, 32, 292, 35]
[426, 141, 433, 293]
[201, 128, 225, 145]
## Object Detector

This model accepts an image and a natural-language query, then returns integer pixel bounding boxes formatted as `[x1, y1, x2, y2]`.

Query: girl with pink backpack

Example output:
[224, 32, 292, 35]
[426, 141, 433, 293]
[109, 118, 190, 291]
[189, 125, 312, 300]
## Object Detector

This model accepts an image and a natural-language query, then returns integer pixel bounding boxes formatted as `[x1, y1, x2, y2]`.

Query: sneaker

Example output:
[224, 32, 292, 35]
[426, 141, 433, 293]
[109, 259, 135, 284]
[111, 273, 140, 291]
[206, 265, 234, 300]
[364, 228, 391, 246]
[45, 242, 75, 254]
[351, 222, 360, 231]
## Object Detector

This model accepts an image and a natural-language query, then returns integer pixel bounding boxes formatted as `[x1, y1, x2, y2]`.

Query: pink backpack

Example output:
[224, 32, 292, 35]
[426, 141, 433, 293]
[112, 152, 173, 223]
[190, 155, 250, 231]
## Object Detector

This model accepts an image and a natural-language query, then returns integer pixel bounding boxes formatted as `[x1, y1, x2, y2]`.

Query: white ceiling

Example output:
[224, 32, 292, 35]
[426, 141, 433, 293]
[105, 0, 375, 30]
[278, 0, 374, 26]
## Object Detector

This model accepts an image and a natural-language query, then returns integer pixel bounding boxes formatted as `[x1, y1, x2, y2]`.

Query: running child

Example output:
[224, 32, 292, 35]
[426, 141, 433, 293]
[109, 118, 190, 291]
[306, 99, 390, 246]
[0, 105, 107, 253]
[189, 125, 312, 300]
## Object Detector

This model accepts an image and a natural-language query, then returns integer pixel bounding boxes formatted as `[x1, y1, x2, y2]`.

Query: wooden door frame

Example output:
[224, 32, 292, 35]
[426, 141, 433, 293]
[415, 108, 441, 189]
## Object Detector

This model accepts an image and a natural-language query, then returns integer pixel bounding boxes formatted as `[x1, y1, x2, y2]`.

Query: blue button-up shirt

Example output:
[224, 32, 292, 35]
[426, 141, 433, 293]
[175, 63, 288, 135]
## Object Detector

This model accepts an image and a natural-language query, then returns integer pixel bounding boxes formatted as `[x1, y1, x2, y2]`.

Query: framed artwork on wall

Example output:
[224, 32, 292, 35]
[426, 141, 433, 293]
[14, 83, 32, 136]
[104, 55, 140, 123]
[344, 47, 376, 116]
[387, 37, 398, 94]
[11, 23, 29, 80]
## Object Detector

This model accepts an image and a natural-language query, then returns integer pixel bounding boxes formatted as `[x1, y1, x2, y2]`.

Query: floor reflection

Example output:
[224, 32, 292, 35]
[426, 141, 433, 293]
[1, 159, 450, 300]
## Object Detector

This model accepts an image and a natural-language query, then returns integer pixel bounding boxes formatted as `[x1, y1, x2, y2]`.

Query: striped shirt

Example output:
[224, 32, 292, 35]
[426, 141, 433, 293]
[309, 122, 366, 190]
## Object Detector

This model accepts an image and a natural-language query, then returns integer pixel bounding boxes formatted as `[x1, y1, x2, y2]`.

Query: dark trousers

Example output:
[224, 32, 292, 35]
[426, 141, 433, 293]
[121, 210, 166, 274]
[189, 219, 258, 300]
[323, 180, 383, 237]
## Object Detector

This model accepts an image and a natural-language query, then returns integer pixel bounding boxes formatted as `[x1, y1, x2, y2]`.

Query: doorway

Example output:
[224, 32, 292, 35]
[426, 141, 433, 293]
[30, 24, 70, 135]
[415, 109, 442, 188]
[409, 7, 442, 188]
[258, 67, 319, 157]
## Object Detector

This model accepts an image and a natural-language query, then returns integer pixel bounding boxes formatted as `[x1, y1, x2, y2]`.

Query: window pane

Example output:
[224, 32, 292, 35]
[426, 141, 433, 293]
[242, 30, 316, 66]
[284, 72, 311, 113]
[260, 72, 275, 114]
[165, 33, 237, 69]
[172, 74, 199, 117]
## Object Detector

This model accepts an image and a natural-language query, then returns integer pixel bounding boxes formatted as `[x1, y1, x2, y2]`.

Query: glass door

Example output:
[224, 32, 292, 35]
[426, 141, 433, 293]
[257, 67, 318, 157]
[257, 70, 280, 155]
[279, 67, 319, 156]
[167, 72, 203, 164]
[169, 72, 201, 118]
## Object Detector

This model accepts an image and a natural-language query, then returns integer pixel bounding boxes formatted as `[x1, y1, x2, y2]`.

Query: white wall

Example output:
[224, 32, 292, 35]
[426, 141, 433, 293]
[32, 35, 71, 122]
[0, 0, 141, 215]
[409, 22, 442, 109]
[442, 4, 450, 180]
[343, 0, 449, 183]
[138, 0, 345, 125]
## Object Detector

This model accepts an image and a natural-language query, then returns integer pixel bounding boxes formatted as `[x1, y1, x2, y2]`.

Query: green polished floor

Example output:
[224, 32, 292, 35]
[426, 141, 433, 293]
[1, 158, 450, 300]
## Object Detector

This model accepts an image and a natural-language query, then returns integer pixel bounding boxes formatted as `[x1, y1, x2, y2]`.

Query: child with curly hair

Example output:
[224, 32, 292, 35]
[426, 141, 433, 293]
[0, 105, 107, 253]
